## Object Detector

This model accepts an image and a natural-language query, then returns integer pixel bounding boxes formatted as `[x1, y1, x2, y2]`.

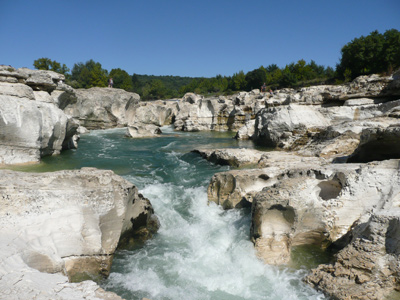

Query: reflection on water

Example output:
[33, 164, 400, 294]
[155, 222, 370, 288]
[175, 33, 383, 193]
[4, 127, 327, 299]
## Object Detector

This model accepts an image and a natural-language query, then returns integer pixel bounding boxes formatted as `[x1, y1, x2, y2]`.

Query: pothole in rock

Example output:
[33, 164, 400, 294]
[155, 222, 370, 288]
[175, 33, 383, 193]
[317, 179, 342, 200]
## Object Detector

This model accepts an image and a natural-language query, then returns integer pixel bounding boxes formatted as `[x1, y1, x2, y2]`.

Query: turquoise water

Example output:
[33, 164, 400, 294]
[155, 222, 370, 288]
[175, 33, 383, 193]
[12, 127, 326, 300]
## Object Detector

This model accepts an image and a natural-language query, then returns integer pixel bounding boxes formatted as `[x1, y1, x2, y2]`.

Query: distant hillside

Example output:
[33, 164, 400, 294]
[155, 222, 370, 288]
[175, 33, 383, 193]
[133, 74, 204, 92]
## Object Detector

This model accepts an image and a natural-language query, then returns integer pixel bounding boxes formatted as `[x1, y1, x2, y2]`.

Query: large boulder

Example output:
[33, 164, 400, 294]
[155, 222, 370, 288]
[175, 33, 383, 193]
[253, 104, 330, 148]
[305, 209, 400, 300]
[0, 168, 159, 297]
[347, 124, 400, 163]
[174, 92, 264, 132]
[207, 152, 326, 209]
[174, 98, 224, 131]
[0, 65, 28, 83]
[296, 117, 400, 161]
[125, 100, 178, 138]
[250, 159, 400, 265]
[0, 66, 80, 165]
[0, 84, 75, 164]
[17, 68, 65, 93]
[63, 87, 140, 129]
[192, 148, 266, 168]
[253, 100, 400, 150]
[125, 100, 178, 127]
[235, 119, 256, 140]
[206, 150, 400, 265]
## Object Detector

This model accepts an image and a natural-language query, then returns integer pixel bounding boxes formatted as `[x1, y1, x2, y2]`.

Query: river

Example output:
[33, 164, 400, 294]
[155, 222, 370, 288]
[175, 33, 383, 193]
[14, 127, 327, 300]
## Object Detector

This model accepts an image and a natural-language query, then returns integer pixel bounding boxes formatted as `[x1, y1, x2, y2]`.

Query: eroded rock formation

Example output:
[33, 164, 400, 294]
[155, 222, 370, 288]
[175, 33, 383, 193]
[0, 66, 79, 165]
[63, 87, 140, 130]
[200, 71, 400, 298]
[305, 210, 400, 300]
[125, 100, 178, 138]
[0, 168, 159, 298]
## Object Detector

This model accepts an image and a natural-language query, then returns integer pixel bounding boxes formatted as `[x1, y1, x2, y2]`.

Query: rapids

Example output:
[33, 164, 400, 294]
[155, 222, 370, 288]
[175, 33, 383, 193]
[14, 127, 327, 300]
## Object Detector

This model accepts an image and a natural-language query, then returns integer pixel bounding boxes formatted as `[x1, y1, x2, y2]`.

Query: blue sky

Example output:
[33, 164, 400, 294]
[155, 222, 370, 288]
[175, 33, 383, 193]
[1, 0, 399, 77]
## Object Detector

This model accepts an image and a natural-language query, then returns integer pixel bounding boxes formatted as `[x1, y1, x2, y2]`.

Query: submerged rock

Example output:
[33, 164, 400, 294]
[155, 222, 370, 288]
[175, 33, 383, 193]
[0, 168, 159, 298]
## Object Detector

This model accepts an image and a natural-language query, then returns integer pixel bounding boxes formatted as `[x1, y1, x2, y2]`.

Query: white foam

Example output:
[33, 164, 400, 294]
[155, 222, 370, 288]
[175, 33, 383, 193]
[106, 181, 326, 299]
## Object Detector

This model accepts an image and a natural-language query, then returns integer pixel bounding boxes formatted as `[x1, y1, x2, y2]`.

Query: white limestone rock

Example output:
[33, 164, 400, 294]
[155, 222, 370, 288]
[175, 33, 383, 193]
[253, 99, 400, 150]
[254, 104, 330, 148]
[0, 168, 159, 298]
[249, 159, 400, 265]
[347, 123, 400, 163]
[296, 117, 400, 161]
[63, 87, 140, 129]
[207, 152, 326, 209]
[193, 148, 266, 167]
[305, 209, 400, 300]
[51, 82, 78, 109]
[182, 92, 203, 104]
[0, 91, 70, 164]
[235, 119, 256, 140]
[17, 68, 65, 92]
[126, 101, 177, 127]
[124, 100, 178, 138]
[126, 124, 162, 138]
[0, 82, 35, 99]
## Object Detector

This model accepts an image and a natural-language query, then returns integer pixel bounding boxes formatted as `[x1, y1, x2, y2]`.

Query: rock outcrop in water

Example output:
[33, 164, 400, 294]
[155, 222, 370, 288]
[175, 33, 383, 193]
[63, 87, 140, 130]
[0, 65, 79, 165]
[0, 168, 159, 299]
[125, 100, 178, 138]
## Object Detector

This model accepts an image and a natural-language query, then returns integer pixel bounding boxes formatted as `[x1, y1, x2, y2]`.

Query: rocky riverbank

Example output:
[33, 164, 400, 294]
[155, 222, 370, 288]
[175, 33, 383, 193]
[0, 168, 159, 299]
[0, 65, 162, 298]
[1, 64, 400, 299]
[193, 70, 400, 299]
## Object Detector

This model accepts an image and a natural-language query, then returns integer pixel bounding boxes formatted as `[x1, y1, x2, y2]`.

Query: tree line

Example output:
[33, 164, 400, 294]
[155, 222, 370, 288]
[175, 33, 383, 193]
[33, 29, 400, 100]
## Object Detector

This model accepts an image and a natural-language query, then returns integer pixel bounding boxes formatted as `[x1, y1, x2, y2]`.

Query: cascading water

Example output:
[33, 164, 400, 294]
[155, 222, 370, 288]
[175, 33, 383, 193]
[22, 127, 327, 300]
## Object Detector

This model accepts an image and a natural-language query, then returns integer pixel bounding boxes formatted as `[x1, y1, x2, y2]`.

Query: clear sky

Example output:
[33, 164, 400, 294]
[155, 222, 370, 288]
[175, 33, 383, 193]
[1, 0, 399, 77]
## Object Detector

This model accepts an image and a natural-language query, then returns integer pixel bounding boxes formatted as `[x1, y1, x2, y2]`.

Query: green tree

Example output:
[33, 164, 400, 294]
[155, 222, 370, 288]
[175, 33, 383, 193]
[231, 71, 247, 91]
[382, 29, 400, 73]
[336, 29, 400, 80]
[245, 67, 266, 90]
[70, 59, 108, 88]
[279, 65, 298, 87]
[33, 57, 70, 76]
[109, 68, 133, 91]
[142, 79, 168, 100]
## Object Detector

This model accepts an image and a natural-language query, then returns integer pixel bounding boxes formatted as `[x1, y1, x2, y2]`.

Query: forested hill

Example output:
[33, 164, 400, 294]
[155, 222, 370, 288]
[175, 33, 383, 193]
[133, 74, 201, 91]
[32, 28, 400, 100]
[132, 74, 204, 99]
